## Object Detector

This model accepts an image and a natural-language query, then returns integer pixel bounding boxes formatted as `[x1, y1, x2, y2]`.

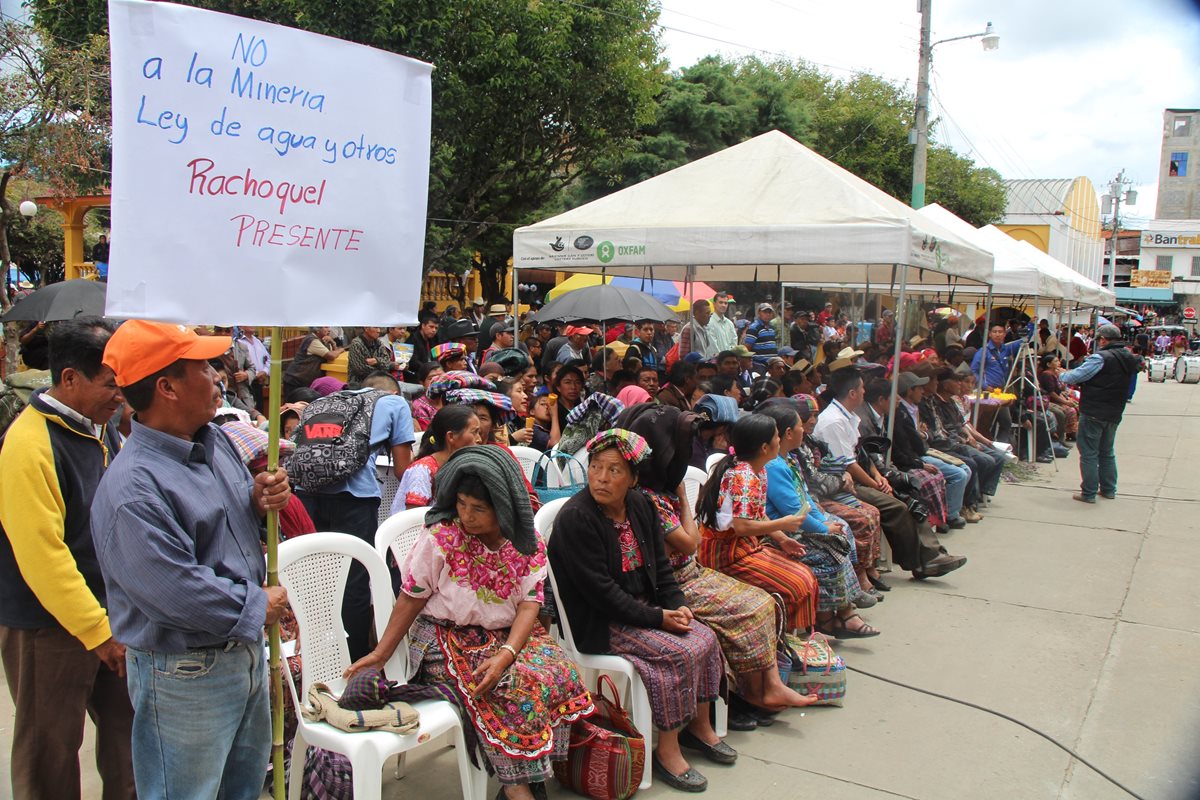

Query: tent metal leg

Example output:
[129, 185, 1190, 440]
[973, 288, 994, 428]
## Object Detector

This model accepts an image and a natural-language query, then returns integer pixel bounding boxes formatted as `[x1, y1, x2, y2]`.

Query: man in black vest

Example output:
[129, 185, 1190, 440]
[1060, 324, 1140, 503]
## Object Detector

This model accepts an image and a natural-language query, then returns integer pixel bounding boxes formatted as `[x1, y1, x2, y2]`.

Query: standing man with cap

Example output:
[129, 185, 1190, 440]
[478, 302, 509, 352]
[90, 321, 292, 800]
[0, 317, 134, 800]
[556, 325, 593, 365]
[744, 304, 779, 357]
[1060, 324, 1140, 503]
[468, 296, 487, 327]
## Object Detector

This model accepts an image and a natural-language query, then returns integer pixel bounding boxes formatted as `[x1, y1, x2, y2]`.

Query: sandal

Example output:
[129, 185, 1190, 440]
[819, 613, 881, 639]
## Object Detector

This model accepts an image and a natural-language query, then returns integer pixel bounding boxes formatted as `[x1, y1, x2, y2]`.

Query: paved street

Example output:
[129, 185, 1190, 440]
[3, 379, 1198, 800]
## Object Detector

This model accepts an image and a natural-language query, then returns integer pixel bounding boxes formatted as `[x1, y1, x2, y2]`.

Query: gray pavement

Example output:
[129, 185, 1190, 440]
[3, 380, 1198, 799]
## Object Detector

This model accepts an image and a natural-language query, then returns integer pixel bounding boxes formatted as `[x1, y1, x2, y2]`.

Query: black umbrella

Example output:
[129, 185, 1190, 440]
[2, 279, 108, 322]
[530, 284, 677, 324]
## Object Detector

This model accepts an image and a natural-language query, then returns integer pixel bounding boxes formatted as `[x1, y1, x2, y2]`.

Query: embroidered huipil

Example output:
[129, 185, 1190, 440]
[400, 520, 546, 630]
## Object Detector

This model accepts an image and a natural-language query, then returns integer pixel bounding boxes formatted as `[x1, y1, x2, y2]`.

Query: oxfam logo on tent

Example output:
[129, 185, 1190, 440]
[596, 241, 615, 263]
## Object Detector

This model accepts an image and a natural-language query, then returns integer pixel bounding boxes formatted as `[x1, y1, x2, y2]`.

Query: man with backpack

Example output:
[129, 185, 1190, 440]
[290, 370, 415, 660]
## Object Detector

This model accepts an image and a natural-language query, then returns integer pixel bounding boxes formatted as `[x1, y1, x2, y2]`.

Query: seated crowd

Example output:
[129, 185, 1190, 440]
[258, 302, 1009, 796]
[2, 300, 1022, 800]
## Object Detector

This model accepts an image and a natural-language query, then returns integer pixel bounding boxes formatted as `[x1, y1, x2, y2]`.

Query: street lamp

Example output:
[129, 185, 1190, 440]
[18, 200, 37, 218]
[911, 3, 999, 209]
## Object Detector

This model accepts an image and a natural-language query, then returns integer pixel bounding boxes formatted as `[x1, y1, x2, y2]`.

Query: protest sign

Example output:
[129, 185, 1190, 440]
[107, 0, 432, 325]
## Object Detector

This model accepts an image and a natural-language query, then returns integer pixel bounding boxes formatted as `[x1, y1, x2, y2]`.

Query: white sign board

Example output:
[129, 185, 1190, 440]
[107, 0, 432, 325]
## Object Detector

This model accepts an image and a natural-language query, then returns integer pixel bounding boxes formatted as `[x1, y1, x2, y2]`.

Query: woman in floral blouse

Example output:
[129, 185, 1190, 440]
[347, 446, 592, 800]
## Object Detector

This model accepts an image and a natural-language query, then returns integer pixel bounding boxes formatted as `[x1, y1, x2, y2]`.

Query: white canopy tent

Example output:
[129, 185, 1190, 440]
[512, 129, 995, 466]
[916, 205, 1068, 300]
[1006, 237, 1115, 309]
[513, 130, 993, 290]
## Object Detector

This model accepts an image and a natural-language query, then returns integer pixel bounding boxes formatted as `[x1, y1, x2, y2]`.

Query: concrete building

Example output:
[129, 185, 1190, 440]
[1138, 219, 1200, 311]
[997, 177, 1104, 284]
[1155, 108, 1200, 219]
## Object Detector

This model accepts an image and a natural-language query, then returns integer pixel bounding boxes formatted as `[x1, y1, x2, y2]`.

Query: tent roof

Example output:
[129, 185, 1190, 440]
[916, 205, 1067, 299]
[514, 131, 993, 288]
[1002, 235, 1115, 308]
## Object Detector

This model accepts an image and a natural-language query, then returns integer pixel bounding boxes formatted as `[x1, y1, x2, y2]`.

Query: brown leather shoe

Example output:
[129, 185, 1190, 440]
[914, 553, 967, 578]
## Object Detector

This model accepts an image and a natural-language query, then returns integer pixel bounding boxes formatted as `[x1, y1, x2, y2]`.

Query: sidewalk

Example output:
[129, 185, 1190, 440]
[3, 381, 1197, 799]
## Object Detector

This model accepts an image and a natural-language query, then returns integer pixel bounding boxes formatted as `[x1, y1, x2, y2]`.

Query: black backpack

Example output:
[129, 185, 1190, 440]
[288, 389, 387, 490]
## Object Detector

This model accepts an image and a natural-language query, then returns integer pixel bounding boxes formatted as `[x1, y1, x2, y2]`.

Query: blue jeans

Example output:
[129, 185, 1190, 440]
[1076, 414, 1119, 499]
[924, 456, 970, 520]
[126, 641, 270, 800]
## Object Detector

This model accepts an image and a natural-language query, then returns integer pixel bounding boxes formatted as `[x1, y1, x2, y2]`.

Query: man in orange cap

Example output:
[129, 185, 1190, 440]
[90, 320, 292, 800]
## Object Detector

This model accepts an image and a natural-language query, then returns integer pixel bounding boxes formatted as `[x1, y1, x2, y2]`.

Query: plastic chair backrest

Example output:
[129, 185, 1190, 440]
[683, 465, 706, 518]
[705, 452, 726, 474]
[532, 498, 582, 652]
[375, 507, 430, 570]
[508, 445, 543, 483]
[375, 456, 400, 526]
[278, 532, 402, 696]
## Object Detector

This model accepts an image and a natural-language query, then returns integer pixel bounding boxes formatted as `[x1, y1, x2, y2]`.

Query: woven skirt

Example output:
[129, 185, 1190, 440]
[411, 617, 593, 785]
[674, 559, 777, 676]
[607, 620, 722, 732]
[819, 499, 881, 566]
[697, 530, 819, 632]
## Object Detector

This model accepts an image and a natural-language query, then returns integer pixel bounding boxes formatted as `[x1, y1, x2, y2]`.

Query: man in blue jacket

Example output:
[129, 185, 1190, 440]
[970, 322, 1031, 444]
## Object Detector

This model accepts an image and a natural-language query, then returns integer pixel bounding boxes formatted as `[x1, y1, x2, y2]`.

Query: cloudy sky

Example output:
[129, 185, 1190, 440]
[658, 0, 1200, 223]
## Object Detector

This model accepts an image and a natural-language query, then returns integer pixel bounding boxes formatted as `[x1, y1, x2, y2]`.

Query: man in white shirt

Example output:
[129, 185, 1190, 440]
[708, 292, 738, 354]
[813, 367, 966, 578]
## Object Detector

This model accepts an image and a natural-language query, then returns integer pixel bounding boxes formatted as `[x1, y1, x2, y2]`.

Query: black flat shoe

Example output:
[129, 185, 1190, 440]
[867, 574, 892, 592]
[679, 729, 738, 765]
[652, 755, 708, 792]
[726, 709, 757, 731]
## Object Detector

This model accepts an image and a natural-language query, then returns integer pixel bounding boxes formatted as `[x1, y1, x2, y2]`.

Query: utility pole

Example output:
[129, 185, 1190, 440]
[1108, 169, 1124, 290]
[1106, 170, 1135, 289]
[911, 0, 933, 209]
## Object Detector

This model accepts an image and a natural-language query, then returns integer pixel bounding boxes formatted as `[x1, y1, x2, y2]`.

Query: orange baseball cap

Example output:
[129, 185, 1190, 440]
[103, 320, 232, 386]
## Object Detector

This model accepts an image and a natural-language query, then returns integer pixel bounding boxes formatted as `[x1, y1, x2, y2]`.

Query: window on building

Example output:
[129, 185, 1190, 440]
[1156, 255, 1174, 271]
[1192, 256, 1200, 277]
[1169, 152, 1189, 177]
[1174, 116, 1192, 137]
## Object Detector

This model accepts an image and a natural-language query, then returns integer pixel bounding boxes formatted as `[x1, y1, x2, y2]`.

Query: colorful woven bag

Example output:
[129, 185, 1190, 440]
[553, 674, 645, 800]
[785, 632, 848, 707]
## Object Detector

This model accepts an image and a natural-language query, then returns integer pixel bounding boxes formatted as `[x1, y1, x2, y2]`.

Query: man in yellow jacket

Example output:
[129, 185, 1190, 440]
[0, 317, 134, 800]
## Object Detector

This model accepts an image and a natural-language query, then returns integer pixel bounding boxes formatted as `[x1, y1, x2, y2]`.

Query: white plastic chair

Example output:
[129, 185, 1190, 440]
[508, 445, 543, 483]
[374, 507, 430, 570]
[705, 452, 726, 474]
[375, 455, 400, 527]
[277, 532, 486, 800]
[535, 498, 654, 790]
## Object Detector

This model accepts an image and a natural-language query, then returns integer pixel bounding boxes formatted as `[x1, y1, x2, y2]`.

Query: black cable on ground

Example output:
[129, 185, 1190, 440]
[845, 664, 1147, 800]
[1009, 483, 1199, 503]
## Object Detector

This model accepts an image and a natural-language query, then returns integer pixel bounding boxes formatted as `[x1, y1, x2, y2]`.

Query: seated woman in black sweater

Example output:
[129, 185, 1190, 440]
[547, 429, 730, 793]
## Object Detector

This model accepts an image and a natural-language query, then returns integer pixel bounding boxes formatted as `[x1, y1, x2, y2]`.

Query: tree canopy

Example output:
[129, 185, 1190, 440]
[31, 4, 1006, 299]
[573, 55, 1005, 227]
